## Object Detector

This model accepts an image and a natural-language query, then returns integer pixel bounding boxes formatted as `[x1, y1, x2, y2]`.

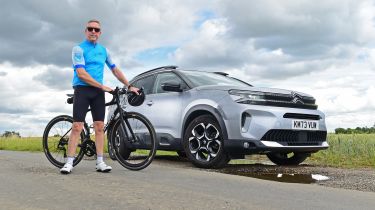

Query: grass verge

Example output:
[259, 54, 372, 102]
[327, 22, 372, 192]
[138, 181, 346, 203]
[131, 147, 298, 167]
[1, 134, 374, 168]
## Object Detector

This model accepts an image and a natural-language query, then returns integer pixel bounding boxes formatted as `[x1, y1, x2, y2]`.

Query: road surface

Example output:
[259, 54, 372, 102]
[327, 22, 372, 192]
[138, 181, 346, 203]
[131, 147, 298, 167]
[0, 150, 374, 210]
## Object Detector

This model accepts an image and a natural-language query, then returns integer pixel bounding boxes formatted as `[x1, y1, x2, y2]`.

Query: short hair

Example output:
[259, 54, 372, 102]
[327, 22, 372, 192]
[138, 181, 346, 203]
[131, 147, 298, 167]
[87, 19, 101, 26]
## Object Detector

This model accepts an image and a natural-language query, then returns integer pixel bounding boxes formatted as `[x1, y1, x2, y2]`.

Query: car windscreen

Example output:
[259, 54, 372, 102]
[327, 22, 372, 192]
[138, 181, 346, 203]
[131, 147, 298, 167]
[180, 70, 251, 88]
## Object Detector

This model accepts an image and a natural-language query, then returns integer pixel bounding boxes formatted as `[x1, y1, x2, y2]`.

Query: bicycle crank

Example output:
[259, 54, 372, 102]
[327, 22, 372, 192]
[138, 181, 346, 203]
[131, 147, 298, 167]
[82, 140, 96, 157]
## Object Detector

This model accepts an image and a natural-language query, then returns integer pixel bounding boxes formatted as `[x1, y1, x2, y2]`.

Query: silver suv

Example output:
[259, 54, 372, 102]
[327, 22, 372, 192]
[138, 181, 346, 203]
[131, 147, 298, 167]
[108, 66, 328, 168]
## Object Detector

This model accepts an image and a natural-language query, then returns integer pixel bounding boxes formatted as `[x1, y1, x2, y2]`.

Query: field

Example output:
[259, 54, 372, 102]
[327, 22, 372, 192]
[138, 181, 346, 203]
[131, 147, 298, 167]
[1, 134, 374, 168]
[309, 134, 375, 168]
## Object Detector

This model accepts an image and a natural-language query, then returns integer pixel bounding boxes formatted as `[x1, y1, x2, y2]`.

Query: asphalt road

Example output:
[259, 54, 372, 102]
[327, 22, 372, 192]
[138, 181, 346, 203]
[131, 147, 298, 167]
[0, 150, 374, 210]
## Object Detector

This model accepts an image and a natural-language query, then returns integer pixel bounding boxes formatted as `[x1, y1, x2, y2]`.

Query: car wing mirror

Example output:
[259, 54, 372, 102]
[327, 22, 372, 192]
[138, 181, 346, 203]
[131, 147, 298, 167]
[161, 82, 183, 92]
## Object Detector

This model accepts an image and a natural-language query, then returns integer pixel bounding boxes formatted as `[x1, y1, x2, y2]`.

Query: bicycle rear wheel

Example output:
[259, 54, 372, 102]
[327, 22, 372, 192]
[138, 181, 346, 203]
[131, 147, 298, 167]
[110, 112, 157, 170]
[42, 115, 85, 168]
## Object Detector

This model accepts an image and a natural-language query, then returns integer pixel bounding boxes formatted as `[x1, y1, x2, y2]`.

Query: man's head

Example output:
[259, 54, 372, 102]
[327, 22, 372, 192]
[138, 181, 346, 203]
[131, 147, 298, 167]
[85, 19, 101, 43]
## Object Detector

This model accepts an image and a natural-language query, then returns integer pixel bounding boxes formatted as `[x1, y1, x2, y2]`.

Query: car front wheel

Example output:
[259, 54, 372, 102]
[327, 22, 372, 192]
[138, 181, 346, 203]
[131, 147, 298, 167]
[266, 152, 309, 165]
[183, 115, 230, 169]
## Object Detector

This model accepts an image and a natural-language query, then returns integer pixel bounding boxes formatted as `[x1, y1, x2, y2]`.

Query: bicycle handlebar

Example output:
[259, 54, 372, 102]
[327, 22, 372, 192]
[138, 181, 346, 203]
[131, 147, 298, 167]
[66, 86, 128, 105]
[66, 86, 142, 106]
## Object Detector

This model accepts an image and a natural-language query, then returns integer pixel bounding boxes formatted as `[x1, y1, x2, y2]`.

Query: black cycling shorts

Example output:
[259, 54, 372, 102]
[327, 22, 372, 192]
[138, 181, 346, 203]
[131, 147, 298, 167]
[73, 86, 105, 122]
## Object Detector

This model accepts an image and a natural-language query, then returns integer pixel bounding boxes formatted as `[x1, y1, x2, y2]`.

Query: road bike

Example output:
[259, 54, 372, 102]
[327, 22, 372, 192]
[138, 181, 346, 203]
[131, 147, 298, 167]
[42, 87, 157, 171]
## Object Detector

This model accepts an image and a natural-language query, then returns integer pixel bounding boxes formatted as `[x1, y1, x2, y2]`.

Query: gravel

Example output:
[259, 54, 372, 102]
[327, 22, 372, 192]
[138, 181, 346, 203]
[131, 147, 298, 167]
[215, 164, 375, 192]
[154, 155, 375, 193]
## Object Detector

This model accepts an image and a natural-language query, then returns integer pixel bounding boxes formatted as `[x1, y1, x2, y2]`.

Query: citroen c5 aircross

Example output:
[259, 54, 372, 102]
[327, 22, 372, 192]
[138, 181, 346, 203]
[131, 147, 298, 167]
[108, 66, 328, 168]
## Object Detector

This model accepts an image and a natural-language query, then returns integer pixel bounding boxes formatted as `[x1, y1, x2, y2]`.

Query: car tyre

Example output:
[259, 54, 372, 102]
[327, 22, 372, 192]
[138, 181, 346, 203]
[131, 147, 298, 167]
[266, 152, 309, 165]
[183, 114, 230, 169]
[176, 151, 187, 158]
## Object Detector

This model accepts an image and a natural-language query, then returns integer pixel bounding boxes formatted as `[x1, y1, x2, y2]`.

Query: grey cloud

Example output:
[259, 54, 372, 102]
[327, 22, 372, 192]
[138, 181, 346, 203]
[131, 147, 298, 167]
[173, 0, 374, 81]
[217, 0, 370, 56]
[33, 67, 71, 90]
[0, 72, 7, 76]
[0, 0, 205, 69]
[0, 105, 31, 115]
[0, 0, 131, 67]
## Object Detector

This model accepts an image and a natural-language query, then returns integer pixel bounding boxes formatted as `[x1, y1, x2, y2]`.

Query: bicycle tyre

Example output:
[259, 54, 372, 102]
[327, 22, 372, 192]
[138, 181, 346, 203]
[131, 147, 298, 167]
[110, 112, 157, 171]
[42, 115, 85, 168]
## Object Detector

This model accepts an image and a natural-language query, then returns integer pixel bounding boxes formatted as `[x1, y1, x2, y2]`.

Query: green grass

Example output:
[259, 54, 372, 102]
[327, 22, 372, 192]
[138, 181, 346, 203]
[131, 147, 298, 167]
[1, 134, 375, 168]
[0, 136, 175, 156]
[309, 134, 375, 168]
[0, 137, 43, 152]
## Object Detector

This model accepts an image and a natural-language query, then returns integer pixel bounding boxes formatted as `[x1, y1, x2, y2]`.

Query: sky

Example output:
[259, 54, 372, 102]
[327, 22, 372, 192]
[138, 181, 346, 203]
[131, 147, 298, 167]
[1, 0, 375, 136]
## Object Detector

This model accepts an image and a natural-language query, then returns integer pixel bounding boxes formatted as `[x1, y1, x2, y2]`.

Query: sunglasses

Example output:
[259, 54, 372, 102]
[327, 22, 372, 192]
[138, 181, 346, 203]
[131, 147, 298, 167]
[86, 27, 101, 33]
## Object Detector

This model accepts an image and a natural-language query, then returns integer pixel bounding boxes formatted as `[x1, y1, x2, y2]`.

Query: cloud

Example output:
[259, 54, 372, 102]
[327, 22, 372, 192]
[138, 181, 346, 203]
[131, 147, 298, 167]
[0, 0, 375, 135]
[217, 0, 375, 55]
[172, 0, 375, 87]
[0, 0, 207, 69]
[33, 66, 72, 90]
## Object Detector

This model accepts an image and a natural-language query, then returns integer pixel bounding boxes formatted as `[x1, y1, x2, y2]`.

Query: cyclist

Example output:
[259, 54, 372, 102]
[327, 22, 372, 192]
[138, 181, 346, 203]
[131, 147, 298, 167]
[60, 19, 139, 174]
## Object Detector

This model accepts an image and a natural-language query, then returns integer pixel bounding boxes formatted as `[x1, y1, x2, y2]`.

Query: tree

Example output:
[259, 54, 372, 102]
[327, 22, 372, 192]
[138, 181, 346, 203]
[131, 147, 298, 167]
[1, 131, 21, 138]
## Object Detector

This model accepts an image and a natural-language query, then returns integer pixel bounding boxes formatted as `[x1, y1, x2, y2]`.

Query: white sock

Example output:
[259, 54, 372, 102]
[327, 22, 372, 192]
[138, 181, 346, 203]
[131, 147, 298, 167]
[67, 157, 74, 165]
[97, 155, 104, 164]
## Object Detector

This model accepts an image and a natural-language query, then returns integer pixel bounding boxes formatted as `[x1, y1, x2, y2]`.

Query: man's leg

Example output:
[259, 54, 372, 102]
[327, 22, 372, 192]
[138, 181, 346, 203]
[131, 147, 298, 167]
[93, 121, 105, 156]
[60, 122, 84, 174]
[61, 86, 89, 174]
[67, 122, 84, 156]
[91, 89, 112, 172]
[93, 121, 112, 172]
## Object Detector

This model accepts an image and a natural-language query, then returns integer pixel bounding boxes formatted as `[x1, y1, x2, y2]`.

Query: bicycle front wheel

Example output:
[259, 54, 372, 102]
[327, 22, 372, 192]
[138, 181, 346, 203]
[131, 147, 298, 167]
[42, 115, 85, 168]
[110, 112, 157, 171]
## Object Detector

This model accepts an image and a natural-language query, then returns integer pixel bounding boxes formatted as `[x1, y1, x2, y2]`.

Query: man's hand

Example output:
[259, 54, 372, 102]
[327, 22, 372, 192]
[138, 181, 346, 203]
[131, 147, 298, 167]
[129, 86, 139, 95]
[101, 85, 113, 92]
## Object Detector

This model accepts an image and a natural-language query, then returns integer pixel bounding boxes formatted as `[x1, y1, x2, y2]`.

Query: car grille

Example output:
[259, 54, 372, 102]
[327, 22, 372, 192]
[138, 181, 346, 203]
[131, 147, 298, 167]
[236, 92, 318, 110]
[283, 113, 321, 120]
[261, 92, 317, 110]
[261, 129, 327, 146]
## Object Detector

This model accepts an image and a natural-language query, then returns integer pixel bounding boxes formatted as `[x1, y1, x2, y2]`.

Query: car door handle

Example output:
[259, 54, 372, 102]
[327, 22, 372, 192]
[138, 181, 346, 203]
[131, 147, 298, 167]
[146, 101, 153, 106]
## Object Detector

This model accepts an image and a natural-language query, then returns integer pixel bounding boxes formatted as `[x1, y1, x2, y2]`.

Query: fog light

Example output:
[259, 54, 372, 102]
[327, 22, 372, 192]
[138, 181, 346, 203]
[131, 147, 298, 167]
[244, 142, 249, 148]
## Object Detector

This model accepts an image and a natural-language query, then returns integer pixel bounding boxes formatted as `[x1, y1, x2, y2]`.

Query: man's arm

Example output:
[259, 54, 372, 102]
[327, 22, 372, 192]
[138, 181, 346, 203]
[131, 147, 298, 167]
[111, 67, 130, 87]
[111, 67, 139, 93]
[76, 68, 112, 92]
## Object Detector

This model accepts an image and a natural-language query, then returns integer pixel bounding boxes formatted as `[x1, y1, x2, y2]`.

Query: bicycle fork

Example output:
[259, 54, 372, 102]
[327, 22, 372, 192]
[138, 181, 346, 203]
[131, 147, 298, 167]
[114, 94, 138, 145]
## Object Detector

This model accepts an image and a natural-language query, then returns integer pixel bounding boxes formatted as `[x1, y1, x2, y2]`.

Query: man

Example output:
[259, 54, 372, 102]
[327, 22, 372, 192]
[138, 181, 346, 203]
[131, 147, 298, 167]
[60, 19, 139, 174]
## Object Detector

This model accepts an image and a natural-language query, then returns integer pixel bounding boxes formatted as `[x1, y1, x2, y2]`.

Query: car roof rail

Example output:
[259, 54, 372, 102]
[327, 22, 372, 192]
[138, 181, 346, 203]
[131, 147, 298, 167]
[149, 65, 178, 71]
[214, 72, 229, 76]
[136, 65, 179, 78]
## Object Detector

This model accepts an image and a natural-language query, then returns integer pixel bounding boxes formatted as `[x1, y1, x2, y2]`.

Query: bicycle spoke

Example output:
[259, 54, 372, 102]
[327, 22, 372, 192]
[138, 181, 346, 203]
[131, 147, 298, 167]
[110, 112, 156, 170]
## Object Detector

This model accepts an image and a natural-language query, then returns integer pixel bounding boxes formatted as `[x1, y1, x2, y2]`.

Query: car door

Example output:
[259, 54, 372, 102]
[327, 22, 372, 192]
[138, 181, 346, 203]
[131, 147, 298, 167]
[143, 72, 187, 148]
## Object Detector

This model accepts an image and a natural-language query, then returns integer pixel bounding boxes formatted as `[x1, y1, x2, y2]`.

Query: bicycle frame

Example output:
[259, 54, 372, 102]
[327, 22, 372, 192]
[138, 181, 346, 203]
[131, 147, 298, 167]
[43, 86, 156, 170]
[76, 87, 138, 147]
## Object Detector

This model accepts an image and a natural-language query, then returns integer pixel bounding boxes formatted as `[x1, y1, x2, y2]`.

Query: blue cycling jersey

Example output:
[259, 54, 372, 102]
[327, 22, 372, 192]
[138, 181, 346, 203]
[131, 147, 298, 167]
[72, 40, 116, 87]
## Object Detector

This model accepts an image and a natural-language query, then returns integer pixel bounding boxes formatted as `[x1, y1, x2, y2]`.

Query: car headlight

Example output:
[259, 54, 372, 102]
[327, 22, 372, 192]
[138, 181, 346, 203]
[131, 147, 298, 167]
[228, 89, 266, 104]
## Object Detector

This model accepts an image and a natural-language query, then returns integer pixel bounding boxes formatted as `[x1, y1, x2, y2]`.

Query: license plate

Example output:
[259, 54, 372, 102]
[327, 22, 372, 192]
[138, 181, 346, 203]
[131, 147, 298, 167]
[292, 120, 319, 130]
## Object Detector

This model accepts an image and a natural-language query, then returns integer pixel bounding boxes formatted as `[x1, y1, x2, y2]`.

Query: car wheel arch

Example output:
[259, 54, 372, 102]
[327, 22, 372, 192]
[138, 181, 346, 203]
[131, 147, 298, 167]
[182, 105, 228, 141]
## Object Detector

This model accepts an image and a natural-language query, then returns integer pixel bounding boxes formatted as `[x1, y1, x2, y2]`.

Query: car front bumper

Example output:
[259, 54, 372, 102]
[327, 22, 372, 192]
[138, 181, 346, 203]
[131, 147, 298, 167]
[224, 138, 329, 155]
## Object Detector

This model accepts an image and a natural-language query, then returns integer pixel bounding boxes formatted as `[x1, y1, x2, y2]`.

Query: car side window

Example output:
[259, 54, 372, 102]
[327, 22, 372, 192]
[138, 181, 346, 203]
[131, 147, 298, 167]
[154, 72, 186, 94]
[131, 75, 155, 95]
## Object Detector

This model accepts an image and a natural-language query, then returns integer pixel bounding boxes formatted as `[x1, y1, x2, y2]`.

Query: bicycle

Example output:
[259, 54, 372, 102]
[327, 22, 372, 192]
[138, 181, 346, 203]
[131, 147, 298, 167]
[42, 87, 157, 171]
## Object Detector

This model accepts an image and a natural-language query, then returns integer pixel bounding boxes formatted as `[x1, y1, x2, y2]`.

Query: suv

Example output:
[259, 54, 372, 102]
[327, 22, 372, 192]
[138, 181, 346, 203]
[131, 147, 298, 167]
[108, 66, 328, 168]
